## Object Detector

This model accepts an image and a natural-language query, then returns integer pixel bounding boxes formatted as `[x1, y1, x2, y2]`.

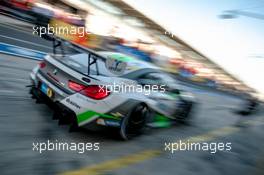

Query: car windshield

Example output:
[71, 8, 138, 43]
[54, 54, 97, 75]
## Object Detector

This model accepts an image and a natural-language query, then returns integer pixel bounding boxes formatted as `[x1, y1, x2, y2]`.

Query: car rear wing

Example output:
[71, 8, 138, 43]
[48, 34, 106, 75]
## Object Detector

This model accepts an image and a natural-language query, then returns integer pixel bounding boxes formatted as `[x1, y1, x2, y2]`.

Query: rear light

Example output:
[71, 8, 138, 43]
[68, 81, 110, 100]
[80, 85, 110, 100]
[39, 61, 46, 69]
[26, 0, 34, 8]
[68, 80, 86, 92]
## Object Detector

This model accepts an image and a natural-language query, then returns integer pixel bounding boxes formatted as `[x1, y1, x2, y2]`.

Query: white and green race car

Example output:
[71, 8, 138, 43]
[30, 39, 195, 140]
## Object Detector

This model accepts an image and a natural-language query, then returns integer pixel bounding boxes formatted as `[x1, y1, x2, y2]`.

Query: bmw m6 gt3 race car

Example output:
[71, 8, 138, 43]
[29, 38, 196, 140]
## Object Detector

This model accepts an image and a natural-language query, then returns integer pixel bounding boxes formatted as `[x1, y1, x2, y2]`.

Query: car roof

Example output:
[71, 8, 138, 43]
[65, 52, 160, 77]
[97, 51, 160, 74]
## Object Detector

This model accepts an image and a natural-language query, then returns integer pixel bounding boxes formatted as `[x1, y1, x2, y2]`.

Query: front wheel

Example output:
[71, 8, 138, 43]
[120, 103, 149, 140]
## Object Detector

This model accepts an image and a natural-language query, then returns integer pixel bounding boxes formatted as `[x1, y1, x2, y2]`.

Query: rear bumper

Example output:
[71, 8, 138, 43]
[30, 73, 122, 128]
[31, 86, 121, 128]
[30, 85, 77, 124]
[30, 69, 79, 124]
[30, 69, 68, 102]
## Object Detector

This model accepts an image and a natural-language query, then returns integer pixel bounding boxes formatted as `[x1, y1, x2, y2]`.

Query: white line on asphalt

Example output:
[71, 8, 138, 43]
[0, 21, 35, 35]
[0, 78, 29, 82]
[0, 42, 47, 60]
[0, 90, 15, 93]
[0, 13, 32, 27]
[0, 34, 52, 50]
[0, 50, 43, 61]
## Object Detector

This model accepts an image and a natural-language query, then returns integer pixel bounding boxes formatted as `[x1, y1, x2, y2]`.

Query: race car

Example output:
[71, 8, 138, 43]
[29, 38, 195, 140]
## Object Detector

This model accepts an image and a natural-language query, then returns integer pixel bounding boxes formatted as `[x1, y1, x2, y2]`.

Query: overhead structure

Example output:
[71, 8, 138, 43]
[58, 0, 255, 94]
[104, 0, 254, 93]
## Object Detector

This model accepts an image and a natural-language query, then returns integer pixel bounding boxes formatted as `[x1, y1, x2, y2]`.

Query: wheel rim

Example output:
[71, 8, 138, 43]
[123, 105, 148, 139]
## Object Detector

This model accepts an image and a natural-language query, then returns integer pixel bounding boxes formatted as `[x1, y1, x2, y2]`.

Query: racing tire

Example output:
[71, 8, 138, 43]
[120, 103, 149, 140]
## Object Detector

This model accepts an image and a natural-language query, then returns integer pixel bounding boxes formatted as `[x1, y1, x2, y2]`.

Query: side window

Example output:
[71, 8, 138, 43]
[140, 73, 159, 80]
[137, 73, 163, 85]
[136, 72, 180, 93]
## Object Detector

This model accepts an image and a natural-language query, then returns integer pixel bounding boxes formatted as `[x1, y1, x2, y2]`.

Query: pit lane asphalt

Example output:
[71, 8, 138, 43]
[0, 15, 77, 54]
[0, 16, 264, 175]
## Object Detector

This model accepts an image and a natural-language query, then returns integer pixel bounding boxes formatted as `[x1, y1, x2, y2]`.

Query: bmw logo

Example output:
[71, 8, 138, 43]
[53, 69, 58, 75]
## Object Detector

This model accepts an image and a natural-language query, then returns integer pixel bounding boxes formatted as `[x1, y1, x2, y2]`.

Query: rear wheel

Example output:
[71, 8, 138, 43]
[120, 103, 149, 140]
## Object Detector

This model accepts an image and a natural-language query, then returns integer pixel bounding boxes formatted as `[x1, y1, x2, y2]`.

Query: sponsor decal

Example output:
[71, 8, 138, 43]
[110, 112, 124, 118]
[104, 120, 120, 127]
[53, 69, 58, 75]
[41, 83, 53, 98]
[76, 94, 96, 104]
[96, 118, 106, 126]
[105, 58, 127, 75]
[66, 98, 81, 109]
[77, 111, 120, 125]
[47, 88, 54, 98]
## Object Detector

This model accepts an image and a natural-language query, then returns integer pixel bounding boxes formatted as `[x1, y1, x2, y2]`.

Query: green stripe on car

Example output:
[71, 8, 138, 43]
[77, 110, 120, 124]
[152, 114, 171, 128]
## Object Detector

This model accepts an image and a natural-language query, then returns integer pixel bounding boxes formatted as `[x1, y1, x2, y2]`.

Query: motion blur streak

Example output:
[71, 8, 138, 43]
[60, 150, 161, 175]
[0, 1, 264, 175]
[60, 118, 263, 175]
